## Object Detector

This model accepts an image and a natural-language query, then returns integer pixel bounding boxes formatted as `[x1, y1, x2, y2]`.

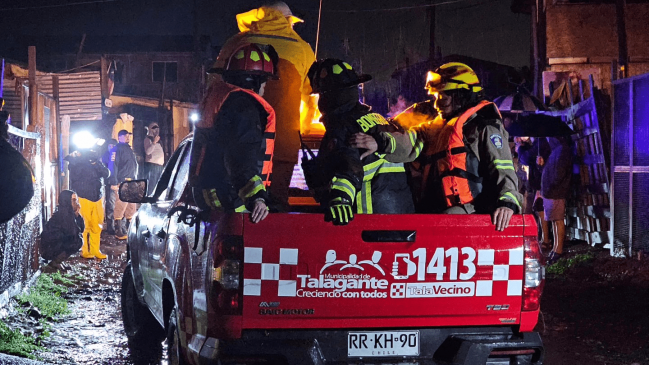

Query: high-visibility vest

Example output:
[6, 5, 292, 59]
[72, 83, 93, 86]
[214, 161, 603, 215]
[196, 81, 276, 187]
[422, 100, 498, 207]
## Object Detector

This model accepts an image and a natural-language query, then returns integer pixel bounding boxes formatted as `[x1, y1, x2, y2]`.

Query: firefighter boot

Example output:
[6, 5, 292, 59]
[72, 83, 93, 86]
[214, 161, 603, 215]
[85, 222, 107, 260]
[93, 249, 107, 260]
[115, 219, 127, 240]
[90, 234, 107, 260]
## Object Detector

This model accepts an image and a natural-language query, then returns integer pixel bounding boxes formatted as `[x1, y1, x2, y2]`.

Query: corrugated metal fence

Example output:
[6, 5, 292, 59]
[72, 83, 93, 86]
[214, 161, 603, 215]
[612, 72, 649, 256]
[38, 72, 102, 122]
[3, 71, 102, 125]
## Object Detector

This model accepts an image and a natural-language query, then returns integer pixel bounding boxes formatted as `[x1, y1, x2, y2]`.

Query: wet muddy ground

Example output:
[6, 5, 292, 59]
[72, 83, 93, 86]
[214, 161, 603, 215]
[2, 234, 649, 364]
[538, 242, 649, 365]
[1, 232, 168, 365]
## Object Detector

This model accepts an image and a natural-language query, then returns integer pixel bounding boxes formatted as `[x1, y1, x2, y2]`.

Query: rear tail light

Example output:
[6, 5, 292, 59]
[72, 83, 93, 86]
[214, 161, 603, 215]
[522, 236, 545, 311]
[213, 260, 241, 290]
[212, 236, 244, 314]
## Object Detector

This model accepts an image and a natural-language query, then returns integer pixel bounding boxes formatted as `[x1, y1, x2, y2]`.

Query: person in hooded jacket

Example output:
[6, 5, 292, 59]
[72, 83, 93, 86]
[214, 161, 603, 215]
[66, 148, 110, 259]
[214, 2, 318, 210]
[41, 190, 84, 272]
[0, 110, 35, 224]
[307, 59, 415, 226]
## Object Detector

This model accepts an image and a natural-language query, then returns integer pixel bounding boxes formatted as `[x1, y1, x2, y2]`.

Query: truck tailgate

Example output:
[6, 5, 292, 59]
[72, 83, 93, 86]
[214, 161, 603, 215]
[241, 214, 527, 329]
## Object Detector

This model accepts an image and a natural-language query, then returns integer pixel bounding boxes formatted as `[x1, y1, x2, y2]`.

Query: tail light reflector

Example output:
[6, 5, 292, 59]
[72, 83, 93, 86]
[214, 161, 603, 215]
[213, 260, 241, 290]
[212, 235, 244, 314]
[522, 236, 545, 311]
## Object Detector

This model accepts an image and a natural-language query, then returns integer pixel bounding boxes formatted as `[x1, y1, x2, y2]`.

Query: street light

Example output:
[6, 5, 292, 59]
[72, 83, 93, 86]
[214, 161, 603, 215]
[190, 112, 199, 123]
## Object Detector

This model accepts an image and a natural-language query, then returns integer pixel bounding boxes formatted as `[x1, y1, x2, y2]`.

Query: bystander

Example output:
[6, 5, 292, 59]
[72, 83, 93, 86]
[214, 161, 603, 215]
[143, 122, 164, 195]
[102, 138, 118, 234]
[540, 136, 573, 264]
[112, 130, 138, 240]
[40, 190, 84, 272]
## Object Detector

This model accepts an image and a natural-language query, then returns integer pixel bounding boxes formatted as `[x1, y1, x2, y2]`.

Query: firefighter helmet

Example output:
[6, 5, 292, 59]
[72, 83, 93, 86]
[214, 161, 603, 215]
[425, 62, 482, 95]
[308, 59, 372, 94]
[211, 44, 277, 79]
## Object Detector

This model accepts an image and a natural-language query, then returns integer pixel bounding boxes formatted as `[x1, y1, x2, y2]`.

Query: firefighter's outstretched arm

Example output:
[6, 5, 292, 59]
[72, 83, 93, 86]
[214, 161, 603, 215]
[349, 125, 424, 163]
[478, 123, 523, 231]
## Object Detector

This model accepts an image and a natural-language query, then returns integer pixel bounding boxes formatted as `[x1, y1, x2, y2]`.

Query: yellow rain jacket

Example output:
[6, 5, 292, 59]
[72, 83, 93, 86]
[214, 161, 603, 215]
[111, 113, 134, 147]
[216, 7, 319, 166]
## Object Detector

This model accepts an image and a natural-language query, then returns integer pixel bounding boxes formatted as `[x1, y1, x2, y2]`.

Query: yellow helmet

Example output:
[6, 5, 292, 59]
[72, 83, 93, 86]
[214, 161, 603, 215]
[425, 62, 482, 95]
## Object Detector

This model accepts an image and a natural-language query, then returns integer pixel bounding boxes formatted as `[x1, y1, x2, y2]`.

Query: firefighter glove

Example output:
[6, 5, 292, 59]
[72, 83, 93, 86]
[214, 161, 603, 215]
[325, 197, 354, 226]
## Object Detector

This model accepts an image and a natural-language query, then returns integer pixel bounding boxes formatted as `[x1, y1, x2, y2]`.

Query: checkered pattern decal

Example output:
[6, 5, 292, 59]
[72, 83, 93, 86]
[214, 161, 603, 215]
[475, 248, 524, 297]
[390, 283, 406, 298]
[243, 247, 298, 297]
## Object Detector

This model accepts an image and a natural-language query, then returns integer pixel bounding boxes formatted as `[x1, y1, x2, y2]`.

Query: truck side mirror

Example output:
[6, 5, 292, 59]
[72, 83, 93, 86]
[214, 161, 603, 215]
[119, 179, 149, 203]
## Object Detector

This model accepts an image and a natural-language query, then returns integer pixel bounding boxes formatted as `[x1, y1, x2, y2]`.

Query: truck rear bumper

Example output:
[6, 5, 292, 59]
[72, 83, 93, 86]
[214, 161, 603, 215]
[199, 327, 543, 365]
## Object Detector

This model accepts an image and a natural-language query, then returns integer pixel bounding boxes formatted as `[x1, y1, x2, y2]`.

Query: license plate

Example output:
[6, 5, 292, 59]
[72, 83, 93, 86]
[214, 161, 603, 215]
[348, 330, 420, 357]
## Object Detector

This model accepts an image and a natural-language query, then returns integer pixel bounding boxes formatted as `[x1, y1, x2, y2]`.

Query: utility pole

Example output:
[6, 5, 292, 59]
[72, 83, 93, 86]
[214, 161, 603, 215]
[536, 0, 547, 100]
[76, 33, 86, 68]
[616, 0, 628, 79]
[1, 59, 5, 98]
[53, 75, 65, 191]
[28, 46, 38, 131]
[427, 4, 436, 66]
[100, 56, 110, 99]
[192, 0, 200, 57]
[531, 3, 539, 97]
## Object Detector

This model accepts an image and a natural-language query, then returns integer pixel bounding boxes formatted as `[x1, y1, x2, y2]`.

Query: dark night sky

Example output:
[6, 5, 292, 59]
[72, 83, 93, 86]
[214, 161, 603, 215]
[0, 0, 529, 101]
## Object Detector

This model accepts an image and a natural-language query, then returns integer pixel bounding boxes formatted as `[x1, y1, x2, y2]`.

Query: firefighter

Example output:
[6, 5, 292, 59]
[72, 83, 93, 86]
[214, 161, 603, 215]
[350, 62, 522, 231]
[214, 2, 318, 210]
[307, 59, 414, 226]
[190, 43, 278, 224]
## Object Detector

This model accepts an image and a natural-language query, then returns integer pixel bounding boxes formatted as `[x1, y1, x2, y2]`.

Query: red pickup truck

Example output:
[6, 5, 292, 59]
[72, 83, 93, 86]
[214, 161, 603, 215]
[120, 135, 545, 365]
